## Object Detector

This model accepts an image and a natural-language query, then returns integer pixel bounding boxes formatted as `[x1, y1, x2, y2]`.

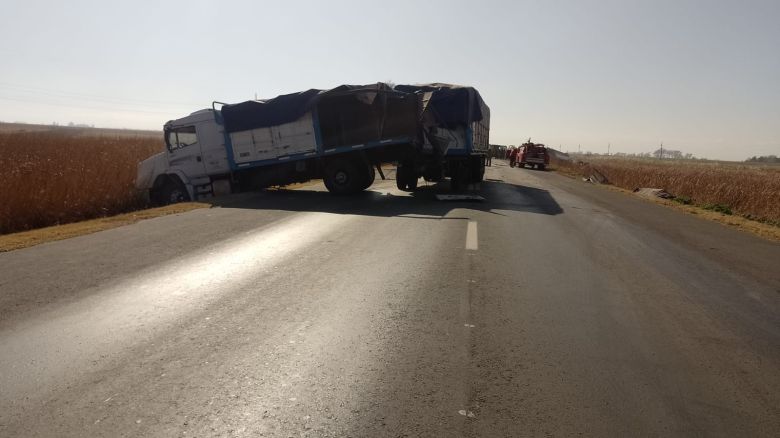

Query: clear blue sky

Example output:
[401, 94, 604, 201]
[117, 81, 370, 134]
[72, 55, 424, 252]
[1, 0, 778, 160]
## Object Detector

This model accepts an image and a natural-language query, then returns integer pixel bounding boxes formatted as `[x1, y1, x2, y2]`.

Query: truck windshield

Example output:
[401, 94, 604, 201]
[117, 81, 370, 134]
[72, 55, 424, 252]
[166, 126, 198, 151]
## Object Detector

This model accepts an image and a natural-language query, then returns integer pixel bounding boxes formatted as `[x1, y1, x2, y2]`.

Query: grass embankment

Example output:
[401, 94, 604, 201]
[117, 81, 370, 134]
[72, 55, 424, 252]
[0, 202, 210, 252]
[550, 155, 780, 240]
[0, 126, 164, 234]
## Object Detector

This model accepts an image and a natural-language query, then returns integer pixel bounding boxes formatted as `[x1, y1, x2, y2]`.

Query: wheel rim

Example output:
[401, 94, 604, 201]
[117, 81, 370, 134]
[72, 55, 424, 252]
[170, 190, 184, 203]
[334, 170, 349, 186]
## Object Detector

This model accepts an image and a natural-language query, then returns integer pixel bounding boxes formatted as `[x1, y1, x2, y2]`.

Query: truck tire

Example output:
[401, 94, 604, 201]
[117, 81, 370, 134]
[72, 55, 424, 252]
[538, 164, 546, 171]
[450, 174, 462, 191]
[159, 179, 190, 204]
[473, 158, 485, 182]
[451, 165, 471, 191]
[423, 165, 443, 182]
[407, 174, 418, 191]
[396, 166, 408, 190]
[360, 164, 376, 190]
[324, 157, 363, 194]
[396, 164, 418, 191]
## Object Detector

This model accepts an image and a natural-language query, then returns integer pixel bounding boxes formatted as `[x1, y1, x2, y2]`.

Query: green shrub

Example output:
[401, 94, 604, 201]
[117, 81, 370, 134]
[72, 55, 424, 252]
[703, 203, 733, 215]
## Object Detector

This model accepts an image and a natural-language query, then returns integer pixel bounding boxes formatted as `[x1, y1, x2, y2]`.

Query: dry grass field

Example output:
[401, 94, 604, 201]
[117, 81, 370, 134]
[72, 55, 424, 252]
[551, 155, 780, 224]
[0, 124, 163, 234]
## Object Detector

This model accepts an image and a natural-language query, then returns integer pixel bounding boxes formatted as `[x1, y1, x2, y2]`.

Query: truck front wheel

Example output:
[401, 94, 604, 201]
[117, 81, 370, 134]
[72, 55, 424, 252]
[158, 179, 190, 205]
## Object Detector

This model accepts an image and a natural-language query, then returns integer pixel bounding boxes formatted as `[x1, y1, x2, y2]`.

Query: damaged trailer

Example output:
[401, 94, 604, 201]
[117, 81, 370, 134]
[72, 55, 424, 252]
[394, 83, 490, 191]
[136, 83, 422, 202]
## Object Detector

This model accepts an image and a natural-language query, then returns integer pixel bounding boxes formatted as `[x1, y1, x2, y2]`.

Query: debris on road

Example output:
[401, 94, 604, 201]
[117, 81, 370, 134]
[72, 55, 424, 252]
[633, 187, 675, 199]
[582, 168, 609, 184]
[435, 194, 485, 202]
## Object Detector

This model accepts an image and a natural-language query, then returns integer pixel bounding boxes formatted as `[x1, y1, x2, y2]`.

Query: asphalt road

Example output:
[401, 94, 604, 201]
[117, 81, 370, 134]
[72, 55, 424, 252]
[1, 161, 778, 437]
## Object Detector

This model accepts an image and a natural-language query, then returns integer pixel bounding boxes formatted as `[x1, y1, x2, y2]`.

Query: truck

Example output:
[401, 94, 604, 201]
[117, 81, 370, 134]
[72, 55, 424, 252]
[135, 82, 489, 203]
[513, 140, 550, 170]
[394, 84, 490, 191]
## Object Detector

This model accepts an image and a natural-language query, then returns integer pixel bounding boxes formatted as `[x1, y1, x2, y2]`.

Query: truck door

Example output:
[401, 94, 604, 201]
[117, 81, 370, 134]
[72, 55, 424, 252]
[193, 120, 230, 175]
[166, 125, 208, 178]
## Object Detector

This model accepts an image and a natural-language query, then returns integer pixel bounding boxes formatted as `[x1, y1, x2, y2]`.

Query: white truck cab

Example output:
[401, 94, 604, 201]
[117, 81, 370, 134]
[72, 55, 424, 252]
[136, 109, 230, 203]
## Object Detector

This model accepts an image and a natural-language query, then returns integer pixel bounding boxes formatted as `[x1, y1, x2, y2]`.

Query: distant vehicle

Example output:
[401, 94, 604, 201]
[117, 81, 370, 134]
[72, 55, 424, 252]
[136, 83, 490, 204]
[515, 140, 549, 170]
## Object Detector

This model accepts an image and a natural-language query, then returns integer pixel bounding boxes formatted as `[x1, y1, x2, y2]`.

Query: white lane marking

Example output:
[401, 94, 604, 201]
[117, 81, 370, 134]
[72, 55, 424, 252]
[465, 221, 478, 250]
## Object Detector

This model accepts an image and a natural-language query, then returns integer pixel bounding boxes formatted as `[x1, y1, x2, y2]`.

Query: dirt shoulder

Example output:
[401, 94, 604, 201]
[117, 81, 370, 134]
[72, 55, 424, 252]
[519, 167, 780, 289]
[605, 184, 780, 242]
[550, 165, 780, 242]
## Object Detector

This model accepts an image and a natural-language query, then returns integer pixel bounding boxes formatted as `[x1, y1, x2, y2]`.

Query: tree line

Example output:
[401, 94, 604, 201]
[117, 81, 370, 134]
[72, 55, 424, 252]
[745, 155, 779, 163]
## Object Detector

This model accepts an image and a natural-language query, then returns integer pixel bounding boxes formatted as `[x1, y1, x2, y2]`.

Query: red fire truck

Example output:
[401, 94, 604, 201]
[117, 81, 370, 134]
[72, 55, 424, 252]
[515, 140, 550, 170]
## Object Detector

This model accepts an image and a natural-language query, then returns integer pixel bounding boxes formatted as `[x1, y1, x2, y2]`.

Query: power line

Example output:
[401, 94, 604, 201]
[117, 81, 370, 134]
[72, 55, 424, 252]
[0, 95, 185, 115]
[0, 81, 203, 108]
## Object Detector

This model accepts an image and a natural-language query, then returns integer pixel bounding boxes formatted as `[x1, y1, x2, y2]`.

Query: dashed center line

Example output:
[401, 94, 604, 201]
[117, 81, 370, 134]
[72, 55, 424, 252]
[466, 221, 478, 250]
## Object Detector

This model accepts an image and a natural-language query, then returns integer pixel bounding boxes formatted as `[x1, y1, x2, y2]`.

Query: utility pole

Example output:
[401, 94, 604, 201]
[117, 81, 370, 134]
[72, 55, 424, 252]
[660, 142, 664, 160]
[608, 143, 611, 156]
[578, 144, 581, 153]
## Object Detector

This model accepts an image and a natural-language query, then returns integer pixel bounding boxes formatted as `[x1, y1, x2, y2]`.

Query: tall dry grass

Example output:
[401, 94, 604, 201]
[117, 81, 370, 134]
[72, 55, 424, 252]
[552, 156, 780, 223]
[0, 129, 163, 234]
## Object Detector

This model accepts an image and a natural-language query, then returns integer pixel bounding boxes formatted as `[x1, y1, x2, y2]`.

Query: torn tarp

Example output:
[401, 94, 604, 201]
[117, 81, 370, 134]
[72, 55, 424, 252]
[394, 83, 489, 127]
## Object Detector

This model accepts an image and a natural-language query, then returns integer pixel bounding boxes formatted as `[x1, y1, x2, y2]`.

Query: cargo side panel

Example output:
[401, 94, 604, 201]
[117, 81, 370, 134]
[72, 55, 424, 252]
[251, 127, 276, 161]
[228, 112, 316, 164]
[470, 119, 490, 153]
[271, 113, 317, 157]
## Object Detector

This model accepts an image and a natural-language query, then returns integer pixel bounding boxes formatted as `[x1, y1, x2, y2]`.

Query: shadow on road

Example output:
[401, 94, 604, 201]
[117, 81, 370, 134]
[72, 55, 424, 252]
[213, 178, 563, 219]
